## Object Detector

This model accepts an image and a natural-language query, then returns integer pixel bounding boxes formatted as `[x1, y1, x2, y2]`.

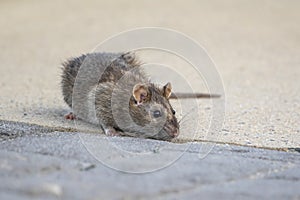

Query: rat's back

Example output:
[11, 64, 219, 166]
[61, 52, 141, 108]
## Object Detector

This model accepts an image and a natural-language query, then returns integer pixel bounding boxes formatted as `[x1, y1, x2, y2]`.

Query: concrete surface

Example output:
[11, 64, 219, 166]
[0, 0, 299, 148]
[1, 120, 300, 199]
[0, 0, 300, 199]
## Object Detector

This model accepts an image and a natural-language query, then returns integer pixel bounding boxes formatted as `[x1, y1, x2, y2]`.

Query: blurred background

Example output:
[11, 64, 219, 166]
[0, 0, 299, 148]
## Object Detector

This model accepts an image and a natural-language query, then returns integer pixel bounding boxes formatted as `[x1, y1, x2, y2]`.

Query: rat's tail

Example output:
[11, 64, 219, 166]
[169, 93, 221, 99]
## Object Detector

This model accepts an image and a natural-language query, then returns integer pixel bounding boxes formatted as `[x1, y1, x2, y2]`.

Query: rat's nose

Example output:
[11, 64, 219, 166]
[169, 129, 179, 138]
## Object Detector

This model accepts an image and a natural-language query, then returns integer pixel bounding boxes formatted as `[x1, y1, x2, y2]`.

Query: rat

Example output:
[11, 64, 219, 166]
[61, 51, 220, 141]
[61, 52, 180, 140]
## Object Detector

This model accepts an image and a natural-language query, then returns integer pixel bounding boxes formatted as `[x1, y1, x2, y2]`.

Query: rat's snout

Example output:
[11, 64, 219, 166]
[169, 128, 179, 138]
[163, 116, 180, 139]
[163, 124, 179, 139]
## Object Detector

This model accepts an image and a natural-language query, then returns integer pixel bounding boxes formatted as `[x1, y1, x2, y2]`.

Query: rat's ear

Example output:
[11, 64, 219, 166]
[163, 82, 172, 99]
[132, 84, 148, 105]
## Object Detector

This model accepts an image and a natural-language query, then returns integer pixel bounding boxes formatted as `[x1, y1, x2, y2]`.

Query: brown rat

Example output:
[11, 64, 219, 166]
[61, 52, 179, 140]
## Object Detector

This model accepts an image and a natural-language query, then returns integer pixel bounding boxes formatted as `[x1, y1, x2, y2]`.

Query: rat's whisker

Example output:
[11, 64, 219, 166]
[179, 119, 190, 126]
[178, 105, 199, 124]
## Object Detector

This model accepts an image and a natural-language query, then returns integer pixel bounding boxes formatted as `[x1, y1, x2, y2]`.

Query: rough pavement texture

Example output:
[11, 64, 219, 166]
[1, 121, 300, 199]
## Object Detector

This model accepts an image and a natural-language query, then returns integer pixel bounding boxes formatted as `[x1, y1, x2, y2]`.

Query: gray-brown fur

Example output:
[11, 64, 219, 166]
[61, 52, 179, 140]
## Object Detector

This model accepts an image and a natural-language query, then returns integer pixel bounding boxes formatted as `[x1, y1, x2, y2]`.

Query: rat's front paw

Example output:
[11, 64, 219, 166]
[104, 127, 121, 136]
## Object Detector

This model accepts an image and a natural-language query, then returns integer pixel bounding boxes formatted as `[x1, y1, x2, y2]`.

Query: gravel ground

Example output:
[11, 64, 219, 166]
[0, 120, 299, 199]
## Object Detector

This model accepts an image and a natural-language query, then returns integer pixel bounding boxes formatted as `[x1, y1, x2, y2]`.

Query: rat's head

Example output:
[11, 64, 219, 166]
[128, 82, 179, 140]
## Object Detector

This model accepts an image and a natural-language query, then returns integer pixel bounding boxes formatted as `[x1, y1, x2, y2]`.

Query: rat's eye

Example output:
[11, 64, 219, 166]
[172, 109, 176, 115]
[153, 110, 162, 118]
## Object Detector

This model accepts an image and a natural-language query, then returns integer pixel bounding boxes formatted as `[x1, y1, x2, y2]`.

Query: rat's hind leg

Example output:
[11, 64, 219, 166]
[64, 112, 76, 120]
